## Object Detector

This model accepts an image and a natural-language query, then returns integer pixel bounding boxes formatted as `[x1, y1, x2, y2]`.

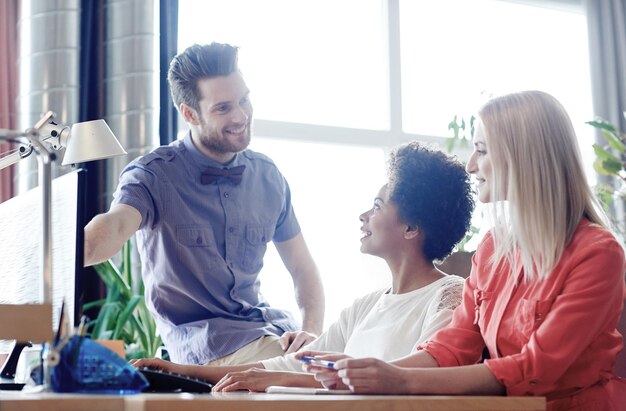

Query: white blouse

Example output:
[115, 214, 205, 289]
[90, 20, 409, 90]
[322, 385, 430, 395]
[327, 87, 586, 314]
[262, 275, 465, 372]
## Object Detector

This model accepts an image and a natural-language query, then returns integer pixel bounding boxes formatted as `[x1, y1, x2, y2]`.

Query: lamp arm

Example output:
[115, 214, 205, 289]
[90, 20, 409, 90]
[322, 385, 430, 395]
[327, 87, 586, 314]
[0, 145, 35, 171]
[0, 111, 68, 173]
[0, 129, 29, 140]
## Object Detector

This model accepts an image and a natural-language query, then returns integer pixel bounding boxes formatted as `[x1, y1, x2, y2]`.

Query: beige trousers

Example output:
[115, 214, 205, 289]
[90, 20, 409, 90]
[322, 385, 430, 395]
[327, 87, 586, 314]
[204, 335, 286, 366]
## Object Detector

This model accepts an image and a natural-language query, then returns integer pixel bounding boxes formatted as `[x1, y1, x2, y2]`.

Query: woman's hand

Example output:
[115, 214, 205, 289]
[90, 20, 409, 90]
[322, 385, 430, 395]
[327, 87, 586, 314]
[213, 368, 293, 392]
[332, 357, 412, 394]
[279, 331, 318, 354]
[295, 351, 351, 390]
[129, 357, 180, 374]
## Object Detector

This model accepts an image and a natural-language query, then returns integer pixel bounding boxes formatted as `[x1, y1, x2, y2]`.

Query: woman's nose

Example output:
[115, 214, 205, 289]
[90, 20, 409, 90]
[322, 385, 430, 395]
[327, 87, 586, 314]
[466, 153, 477, 174]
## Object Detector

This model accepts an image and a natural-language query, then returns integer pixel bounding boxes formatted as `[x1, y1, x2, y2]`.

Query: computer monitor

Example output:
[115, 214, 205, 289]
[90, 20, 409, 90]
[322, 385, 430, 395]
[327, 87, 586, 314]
[0, 168, 88, 347]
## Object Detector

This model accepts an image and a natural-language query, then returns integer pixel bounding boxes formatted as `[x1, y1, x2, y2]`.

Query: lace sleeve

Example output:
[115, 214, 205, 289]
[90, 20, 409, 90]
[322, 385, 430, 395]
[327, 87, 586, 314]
[435, 276, 465, 312]
[414, 276, 466, 346]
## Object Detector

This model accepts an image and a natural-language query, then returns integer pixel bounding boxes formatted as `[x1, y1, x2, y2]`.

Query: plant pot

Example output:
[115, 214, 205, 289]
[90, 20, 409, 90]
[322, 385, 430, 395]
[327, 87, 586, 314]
[95, 340, 125, 359]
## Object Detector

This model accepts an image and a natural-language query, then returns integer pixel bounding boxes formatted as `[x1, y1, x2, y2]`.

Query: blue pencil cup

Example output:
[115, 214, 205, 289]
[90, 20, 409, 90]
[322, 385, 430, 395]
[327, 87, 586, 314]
[50, 336, 148, 394]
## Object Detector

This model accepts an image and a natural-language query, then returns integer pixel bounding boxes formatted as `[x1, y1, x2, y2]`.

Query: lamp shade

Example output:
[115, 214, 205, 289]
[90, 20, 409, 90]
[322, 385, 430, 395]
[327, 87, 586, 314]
[61, 119, 127, 165]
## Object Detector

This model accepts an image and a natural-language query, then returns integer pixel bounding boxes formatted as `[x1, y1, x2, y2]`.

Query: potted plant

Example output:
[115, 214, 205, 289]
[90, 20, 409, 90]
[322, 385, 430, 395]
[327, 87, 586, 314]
[586, 114, 626, 243]
[447, 114, 476, 153]
[84, 240, 162, 360]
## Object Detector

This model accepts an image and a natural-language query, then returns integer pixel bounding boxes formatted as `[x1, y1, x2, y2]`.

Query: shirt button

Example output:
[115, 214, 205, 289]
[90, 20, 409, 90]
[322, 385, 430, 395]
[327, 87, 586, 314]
[196, 237, 203, 245]
[529, 380, 538, 386]
[229, 227, 234, 233]
[224, 192, 229, 198]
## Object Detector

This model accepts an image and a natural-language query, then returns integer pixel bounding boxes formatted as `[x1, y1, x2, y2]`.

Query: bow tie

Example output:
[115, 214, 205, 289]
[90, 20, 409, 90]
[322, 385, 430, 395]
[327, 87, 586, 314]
[201, 165, 246, 185]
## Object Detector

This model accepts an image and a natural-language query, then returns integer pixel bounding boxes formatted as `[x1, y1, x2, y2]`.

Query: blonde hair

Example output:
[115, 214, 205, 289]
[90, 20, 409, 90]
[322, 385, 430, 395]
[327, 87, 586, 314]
[478, 90, 607, 280]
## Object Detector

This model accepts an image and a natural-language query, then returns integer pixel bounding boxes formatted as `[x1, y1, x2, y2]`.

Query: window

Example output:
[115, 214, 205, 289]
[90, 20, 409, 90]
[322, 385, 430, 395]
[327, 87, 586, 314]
[177, 0, 594, 327]
[249, 139, 388, 325]
[399, 0, 595, 178]
[178, 0, 389, 130]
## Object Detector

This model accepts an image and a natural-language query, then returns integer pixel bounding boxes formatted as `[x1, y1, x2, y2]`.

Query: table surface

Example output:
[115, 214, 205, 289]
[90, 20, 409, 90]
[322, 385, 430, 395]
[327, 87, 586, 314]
[0, 391, 546, 411]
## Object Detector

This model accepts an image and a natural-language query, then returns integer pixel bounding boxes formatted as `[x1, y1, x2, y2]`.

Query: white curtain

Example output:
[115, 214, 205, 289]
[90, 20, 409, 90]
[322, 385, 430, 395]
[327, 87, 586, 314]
[585, 0, 626, 221]
[586, 0, 626, 129]
[585, 0, 626, 379]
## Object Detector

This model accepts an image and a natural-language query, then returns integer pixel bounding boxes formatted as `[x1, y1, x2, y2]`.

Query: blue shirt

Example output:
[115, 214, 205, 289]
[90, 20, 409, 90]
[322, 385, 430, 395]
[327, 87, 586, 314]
[112, 133, 300, 364]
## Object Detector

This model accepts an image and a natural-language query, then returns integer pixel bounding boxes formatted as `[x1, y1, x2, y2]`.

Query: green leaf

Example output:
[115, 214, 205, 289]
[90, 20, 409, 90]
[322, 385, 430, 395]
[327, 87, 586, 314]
[90, 302, 120, 339]
[586, 118, 617, 133]
[594, 184, 615, 209]
[129, 315, 151, 357]
[123, 240, 132, 287]
[601, 129, 626, 153]
[602, 158, 624, 175]
[136, 302, 154, 340]
[96, 260, 132, 301]
[446, 137, 456, 153]
[93, 260, 117, 289]
[593, 157, 623, 176]
[82, 298, 105, 311]
[593, 144, 618, 162]
[113, 295, 142, 340]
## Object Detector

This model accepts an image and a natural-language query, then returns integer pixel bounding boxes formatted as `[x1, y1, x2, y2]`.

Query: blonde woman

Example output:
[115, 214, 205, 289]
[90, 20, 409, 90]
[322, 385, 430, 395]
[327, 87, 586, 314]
[301, 91, 626, 411]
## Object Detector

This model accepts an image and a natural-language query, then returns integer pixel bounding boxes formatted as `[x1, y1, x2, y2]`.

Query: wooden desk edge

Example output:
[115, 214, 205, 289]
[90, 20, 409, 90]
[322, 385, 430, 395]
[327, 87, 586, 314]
[0, 393, 546, 411]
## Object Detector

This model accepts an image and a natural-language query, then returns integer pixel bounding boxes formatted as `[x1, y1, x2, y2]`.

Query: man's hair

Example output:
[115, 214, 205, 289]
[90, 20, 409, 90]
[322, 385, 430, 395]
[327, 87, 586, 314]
[168, 42, 239, 113]
[478, 90, 606, 280]
[387, 141, 475, 261]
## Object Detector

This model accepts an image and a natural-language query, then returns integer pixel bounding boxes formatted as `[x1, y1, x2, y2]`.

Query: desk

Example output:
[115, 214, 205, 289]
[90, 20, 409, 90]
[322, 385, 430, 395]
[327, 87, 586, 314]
[0, 392, 546, 411]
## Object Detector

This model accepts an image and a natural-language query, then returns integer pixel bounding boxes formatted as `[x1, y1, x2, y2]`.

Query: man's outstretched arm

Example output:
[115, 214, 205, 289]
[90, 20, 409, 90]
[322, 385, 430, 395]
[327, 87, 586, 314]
[84, 204, 141, 266]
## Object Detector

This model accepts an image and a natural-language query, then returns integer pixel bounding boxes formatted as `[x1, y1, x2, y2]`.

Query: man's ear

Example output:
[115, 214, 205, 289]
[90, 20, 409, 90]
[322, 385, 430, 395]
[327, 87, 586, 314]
[404, 225, 420, 240]
[180, 103, 200, 125]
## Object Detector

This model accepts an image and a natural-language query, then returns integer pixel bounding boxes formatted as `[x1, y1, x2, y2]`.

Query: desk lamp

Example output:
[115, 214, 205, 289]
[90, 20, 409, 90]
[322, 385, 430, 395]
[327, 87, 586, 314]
[0, 110, 126, 388]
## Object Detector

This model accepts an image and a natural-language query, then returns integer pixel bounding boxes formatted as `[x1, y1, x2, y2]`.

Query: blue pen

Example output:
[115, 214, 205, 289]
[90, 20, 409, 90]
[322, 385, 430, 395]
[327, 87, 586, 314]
[299, 355, 336, 369]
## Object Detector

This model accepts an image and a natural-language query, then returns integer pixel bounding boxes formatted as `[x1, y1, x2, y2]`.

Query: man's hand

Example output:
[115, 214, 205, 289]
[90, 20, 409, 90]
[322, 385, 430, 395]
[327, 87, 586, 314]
[279, 330, 318, 354]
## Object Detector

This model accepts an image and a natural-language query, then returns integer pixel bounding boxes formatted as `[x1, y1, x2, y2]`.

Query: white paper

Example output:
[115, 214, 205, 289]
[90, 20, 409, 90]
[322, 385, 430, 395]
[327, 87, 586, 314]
[265, 386, 352, 395]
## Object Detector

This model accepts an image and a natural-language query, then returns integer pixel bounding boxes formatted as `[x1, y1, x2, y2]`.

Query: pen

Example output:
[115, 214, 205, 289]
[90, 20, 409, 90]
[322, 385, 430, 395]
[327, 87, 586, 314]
[299, 355, 336, 369]
[77, 315, 88, 337]
[54, 300, 65, 346]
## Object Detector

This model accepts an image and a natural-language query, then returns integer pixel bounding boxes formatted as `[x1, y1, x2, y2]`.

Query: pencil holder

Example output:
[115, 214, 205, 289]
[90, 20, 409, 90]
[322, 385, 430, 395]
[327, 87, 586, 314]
[50, 336, 148, 394]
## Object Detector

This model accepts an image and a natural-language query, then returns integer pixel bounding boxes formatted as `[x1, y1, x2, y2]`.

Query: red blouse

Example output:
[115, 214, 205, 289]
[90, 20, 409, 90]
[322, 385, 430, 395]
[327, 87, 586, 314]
[422, 220, 626, 410]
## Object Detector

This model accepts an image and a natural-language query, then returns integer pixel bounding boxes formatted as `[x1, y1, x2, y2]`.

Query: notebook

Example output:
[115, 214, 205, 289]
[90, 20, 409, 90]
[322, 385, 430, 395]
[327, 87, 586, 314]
[266, 385, 352, 395]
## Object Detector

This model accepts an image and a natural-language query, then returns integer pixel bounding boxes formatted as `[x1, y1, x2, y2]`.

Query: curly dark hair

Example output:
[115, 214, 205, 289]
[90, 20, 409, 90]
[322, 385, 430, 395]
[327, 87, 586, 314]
[168, 43, 239, 113]
[387, 141, 475, 261]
